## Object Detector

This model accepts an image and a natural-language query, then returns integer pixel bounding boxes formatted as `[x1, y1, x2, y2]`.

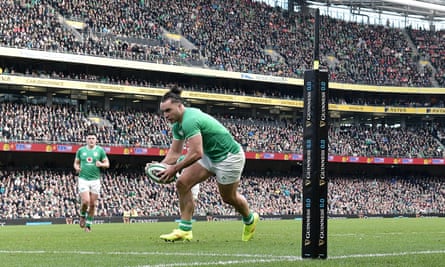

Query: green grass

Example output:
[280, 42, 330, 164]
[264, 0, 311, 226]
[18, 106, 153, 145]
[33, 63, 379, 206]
[0, 218, 444, 266]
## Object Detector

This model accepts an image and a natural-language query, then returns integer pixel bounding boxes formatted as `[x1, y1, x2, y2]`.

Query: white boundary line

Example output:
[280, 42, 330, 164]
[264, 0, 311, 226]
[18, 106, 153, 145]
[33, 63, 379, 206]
[331, 231, 445, 237]
[0, 249, 444, 266]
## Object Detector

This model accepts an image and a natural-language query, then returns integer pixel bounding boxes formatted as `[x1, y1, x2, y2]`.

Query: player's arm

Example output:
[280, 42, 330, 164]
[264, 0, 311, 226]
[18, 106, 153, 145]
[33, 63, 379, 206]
[158, 135, 202, 182]
[96, 149, 110, 168]
[73, 158, 81, 173]
[161, 139, 185, 165]
[145, 139, 184, 174]
[172, 134, 203, 173]
[97, 157, 110, 169]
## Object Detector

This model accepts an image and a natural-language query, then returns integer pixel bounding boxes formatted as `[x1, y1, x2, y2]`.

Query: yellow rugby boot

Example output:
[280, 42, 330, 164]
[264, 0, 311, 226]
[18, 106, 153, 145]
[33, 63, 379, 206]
[242, 212, 259, 241]
[160, 229, 193, 242]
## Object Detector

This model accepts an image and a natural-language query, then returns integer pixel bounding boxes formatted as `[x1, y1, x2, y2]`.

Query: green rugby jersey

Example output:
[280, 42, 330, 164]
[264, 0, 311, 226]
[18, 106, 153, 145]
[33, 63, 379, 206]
[75, 145, 108, 180]
[171, 107, 240, 163]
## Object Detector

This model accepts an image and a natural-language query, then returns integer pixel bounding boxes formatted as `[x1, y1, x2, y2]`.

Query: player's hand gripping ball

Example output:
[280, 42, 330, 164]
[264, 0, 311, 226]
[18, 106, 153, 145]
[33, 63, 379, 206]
[145, 163, 175, 184]
[145, 156, 185, 184]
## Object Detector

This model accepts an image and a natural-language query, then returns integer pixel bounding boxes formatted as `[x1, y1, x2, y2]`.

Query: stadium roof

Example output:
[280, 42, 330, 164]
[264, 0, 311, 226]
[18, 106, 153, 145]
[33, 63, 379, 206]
[309, 0, 445, 22]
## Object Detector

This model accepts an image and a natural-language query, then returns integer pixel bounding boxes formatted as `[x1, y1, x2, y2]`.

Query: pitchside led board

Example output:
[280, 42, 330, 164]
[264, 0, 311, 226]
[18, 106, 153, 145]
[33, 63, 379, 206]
[302, 69, 329, 259]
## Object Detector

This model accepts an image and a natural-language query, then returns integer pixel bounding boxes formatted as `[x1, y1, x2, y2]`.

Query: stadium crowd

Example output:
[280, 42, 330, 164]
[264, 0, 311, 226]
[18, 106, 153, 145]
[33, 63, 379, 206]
[0, 168, 444, 220]
[0, 102, 444, 158]
[0, 0, 444, 87]
[0, 0, 445, 222]
[407, 28, 445, 87]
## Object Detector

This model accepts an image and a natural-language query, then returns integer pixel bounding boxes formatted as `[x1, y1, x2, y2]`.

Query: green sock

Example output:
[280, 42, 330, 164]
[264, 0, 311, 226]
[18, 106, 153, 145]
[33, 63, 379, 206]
[80, 211, 87, 218]
[86, 215, 93, 227]
[179, 220, 192, 231]
[243, 213, 254, 225]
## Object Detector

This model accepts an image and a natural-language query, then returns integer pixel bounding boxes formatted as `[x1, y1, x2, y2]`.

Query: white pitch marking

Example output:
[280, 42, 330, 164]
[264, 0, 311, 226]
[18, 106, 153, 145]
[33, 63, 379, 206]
[0, 249, 444, 266]
[331, 231, 445, 237]
[133, 250, 445, 267]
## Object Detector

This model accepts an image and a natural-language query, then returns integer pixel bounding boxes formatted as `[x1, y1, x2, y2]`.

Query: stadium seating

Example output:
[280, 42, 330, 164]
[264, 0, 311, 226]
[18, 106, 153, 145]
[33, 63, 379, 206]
[0, 168, 443, 219]
[0, 0, 443, 86]
[1, 102, 443, 157]
[1, 0, 445, 221]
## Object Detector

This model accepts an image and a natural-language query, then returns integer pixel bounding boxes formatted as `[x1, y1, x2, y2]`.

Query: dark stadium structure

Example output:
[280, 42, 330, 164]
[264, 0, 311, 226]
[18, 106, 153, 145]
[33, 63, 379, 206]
[297, 1, 445, 24]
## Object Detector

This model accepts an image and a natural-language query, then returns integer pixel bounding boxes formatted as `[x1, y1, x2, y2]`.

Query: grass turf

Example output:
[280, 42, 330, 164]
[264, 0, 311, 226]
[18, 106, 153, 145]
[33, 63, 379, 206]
[0, 217, 443, 266]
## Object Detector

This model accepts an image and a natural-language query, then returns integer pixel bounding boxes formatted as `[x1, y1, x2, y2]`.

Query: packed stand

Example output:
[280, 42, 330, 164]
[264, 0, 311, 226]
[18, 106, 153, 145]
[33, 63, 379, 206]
[0, 0, 200, 66]
[330, 124, 444, 158]
[0, 1, 83, 52]
[1, 102, 444, 158]
[48, 0, 202, 66]
[407, 28, 445, 87]
[0, 0, 442, 86]
[328, 176, 445, 215]
[0, 168, 444, 220]
[0, 102, 172, 147]
[321, 17, 433, 87]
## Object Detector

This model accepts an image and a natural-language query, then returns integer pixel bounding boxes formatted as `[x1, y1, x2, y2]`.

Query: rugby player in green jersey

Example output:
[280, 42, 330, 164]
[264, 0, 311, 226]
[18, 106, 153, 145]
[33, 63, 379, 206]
[152, 86, 259, 242]
[74, 131, 109, 232]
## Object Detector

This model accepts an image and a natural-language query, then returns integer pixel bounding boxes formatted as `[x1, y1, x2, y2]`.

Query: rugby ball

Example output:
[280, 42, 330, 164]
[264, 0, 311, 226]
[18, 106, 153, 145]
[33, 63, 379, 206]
[145, 163, 175, 184]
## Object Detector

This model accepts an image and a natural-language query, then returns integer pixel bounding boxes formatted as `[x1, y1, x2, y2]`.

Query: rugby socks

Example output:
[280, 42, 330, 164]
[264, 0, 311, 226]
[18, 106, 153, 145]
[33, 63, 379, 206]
[179, 219, 192, 231]
[243, 212, 254, 225]
[80, 211, 87, 218]
[86, 215, 93, 227]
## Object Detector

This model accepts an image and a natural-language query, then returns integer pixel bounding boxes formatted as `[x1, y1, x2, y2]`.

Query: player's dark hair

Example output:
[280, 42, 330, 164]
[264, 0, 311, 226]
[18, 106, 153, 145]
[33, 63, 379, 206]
[86, 129, 97, 136]
[161, 86, 183, 104]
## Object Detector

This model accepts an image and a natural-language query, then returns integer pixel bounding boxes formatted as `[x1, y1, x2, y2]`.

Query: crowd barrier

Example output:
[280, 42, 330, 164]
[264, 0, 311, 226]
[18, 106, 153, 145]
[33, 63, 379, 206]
[1, 214, 443, 226]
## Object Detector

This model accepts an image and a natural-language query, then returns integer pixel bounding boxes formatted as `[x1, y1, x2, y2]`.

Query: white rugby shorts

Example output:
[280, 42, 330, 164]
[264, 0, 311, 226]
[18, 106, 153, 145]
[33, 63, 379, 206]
[198, 149, 245, 185]
[78, 177, 101, 195]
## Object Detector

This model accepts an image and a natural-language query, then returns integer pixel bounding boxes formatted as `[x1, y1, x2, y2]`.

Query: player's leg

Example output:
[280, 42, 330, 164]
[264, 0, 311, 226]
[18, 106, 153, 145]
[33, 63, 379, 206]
[215, 150, 259, 241]
[84, 180, 100, 232]
[78, 178, 90, 228]
[160, 162, 211, 241]
[177, 163, 210, 220]
[84, 192, 98, 232]
[218, 182, 259, 241]
[218, 181, 249, 217]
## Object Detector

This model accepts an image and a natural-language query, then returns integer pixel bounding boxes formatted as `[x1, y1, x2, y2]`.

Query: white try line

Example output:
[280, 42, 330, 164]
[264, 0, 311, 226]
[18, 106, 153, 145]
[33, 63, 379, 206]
[0, 249, 444, 266]
[331, 231, 445, 237]
[133, 250, 445, 267]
